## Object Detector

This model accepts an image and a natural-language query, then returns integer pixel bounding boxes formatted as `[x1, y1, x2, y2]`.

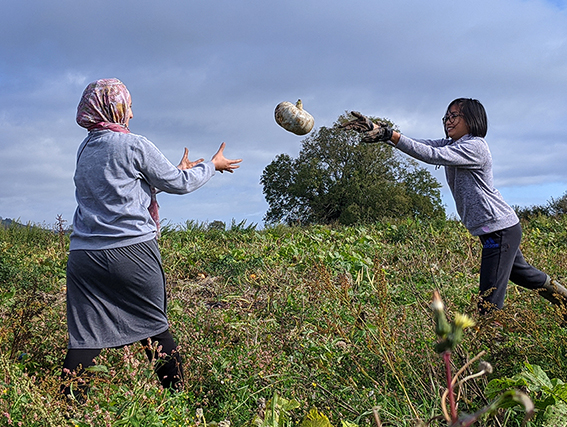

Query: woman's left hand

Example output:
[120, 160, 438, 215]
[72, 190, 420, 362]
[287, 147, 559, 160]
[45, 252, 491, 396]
[211, 142, 242, 173]
[177, 148, 205, 170]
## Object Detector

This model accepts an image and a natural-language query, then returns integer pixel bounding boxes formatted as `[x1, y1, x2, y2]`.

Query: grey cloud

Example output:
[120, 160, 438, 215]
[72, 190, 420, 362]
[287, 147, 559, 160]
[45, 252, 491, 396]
[1, 0, 566, 226]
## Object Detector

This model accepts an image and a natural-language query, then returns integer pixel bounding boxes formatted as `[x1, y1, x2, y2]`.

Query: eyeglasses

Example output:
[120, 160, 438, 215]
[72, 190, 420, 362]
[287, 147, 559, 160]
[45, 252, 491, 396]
[442, 112, 464, 124]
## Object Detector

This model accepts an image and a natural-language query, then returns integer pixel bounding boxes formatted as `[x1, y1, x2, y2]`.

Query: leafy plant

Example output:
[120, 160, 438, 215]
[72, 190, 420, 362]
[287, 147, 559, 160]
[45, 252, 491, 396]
[0, 352, 67, 426]
[1, 216, 566, 425]
[430, 290, 534, 426]
[485, 363, 567, 426]
[249, 393, 300, 427]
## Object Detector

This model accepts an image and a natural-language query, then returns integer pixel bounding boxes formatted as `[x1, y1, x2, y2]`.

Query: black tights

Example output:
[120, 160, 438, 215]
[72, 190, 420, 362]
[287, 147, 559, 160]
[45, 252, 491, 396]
[61, 329, 183, 394]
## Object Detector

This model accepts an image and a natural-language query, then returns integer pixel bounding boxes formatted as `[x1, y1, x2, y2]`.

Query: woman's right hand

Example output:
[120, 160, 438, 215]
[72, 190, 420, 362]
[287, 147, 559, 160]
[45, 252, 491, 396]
[338, 111, 375, 132]
[177, 147, 205, 170]
[211, 142, 242, 173]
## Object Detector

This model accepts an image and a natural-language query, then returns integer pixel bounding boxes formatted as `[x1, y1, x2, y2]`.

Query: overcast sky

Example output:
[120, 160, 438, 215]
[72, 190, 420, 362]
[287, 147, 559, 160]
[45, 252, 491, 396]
[1, 0, 566, 229]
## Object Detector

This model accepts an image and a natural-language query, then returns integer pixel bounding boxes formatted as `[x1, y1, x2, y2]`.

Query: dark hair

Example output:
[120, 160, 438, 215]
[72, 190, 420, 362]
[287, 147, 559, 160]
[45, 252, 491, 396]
[445, 98, 488, 138]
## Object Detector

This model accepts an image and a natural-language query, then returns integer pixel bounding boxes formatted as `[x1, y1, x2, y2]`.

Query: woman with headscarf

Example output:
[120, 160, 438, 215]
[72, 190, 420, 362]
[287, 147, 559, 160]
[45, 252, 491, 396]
[62, 78, 241, 398]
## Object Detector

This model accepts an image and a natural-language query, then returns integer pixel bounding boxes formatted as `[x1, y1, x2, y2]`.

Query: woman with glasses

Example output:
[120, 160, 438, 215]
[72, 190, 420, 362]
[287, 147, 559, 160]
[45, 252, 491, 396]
[341, 98, 566, 317]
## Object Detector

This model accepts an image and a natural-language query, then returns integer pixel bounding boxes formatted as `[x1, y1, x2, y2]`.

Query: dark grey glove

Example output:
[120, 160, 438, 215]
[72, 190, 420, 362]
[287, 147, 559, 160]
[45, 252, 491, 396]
[339, 111, 393, 143]
[338, 111, 375, 132]
[361, 122, 394, 143]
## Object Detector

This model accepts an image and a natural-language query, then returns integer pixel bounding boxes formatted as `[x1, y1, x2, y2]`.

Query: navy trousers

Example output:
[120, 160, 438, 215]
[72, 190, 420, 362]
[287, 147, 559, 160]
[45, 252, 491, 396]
[478, 222, 547, 312]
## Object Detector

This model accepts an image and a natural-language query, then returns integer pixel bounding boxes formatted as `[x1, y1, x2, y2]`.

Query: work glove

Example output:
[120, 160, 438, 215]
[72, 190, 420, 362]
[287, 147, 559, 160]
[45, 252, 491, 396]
[338, 111, 375, 132]
[360, 123, 394, 143]
[339, 111, 393, 143]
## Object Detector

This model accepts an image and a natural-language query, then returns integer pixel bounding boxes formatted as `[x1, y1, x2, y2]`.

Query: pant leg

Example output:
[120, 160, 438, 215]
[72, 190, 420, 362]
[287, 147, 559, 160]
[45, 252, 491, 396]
[509, 249, 548, 290]
[478, 224, 522, 312]
[478, 222, 548, 313]
[60, 348, 102, 399]
[140, 329, 184, 390]
[62, 348, 102, 375]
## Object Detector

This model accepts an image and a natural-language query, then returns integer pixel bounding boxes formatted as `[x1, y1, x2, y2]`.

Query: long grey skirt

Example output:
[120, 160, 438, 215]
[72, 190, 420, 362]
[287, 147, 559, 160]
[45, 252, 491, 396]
[66, 238, 170, 349]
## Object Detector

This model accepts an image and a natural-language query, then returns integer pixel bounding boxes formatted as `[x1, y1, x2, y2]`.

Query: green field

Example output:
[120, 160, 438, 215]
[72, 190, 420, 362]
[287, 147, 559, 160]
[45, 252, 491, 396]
[1, 216, 566, 426]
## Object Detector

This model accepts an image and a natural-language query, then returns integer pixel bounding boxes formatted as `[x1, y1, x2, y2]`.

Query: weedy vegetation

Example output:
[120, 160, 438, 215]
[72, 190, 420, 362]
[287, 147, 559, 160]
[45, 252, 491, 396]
[1, 215, 567, 426]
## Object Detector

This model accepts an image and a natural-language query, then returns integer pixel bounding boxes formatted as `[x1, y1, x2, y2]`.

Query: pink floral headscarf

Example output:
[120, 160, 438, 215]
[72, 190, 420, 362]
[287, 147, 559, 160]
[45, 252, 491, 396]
[76, 78, 161, 235]
[76, 78, 132, 133]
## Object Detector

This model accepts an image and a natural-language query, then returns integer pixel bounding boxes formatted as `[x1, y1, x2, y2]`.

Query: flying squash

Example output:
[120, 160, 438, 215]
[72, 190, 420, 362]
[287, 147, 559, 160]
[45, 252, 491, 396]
[274, 99, 315, 135]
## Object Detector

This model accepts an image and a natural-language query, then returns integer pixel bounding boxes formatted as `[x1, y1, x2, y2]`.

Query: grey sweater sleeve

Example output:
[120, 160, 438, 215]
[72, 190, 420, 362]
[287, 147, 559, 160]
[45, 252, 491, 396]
[70, 131, 217, 250]
[395, 134, 488, 168]
[132, 134, 216, 194]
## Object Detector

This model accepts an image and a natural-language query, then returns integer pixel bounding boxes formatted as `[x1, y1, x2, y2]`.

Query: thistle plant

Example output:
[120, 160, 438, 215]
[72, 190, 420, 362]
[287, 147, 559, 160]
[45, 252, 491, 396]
[430, 290, 534, 427]
[431, 290, 475, 424]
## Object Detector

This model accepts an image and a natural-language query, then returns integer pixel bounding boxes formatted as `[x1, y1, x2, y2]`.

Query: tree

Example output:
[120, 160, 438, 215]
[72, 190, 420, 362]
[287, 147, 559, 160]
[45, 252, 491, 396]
[514, 191, 567, 220]
[261, 114, 445, 226]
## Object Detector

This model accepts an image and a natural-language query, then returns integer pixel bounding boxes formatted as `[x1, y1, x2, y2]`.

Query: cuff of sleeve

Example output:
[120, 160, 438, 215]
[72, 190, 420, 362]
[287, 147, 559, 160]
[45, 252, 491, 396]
[395, 134, 411, 148]
[204, 160, 216, 176]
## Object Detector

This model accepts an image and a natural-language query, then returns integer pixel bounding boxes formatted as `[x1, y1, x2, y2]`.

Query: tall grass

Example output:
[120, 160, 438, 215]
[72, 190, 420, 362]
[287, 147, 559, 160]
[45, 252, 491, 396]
[1, 216, 566, 426]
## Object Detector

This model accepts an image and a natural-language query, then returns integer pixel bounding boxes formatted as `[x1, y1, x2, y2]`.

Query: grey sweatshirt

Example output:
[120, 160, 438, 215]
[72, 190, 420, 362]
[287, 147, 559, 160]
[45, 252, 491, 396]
[70, 130, 216, 250]
[395, 134, 518, 236]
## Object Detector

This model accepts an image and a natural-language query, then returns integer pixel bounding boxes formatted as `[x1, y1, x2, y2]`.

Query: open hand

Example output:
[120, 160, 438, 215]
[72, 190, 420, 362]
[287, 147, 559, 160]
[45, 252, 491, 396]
[338, 111, 375, 132]
[211, 142, 242, 173]
[177, 147, 205, 170]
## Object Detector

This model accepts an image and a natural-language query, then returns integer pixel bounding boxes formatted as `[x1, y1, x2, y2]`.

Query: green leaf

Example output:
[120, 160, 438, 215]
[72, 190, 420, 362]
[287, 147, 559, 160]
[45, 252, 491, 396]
[485, 377, 528, 400]
[535, 395, 558, 412]
[550, 382, 567, 403]
[517, 363, 553, 392]
[497, 390, 535, 418]
[85, 364, 109, 373]
[299, 408, 333, 427]
[542, 401, 567, 427]
[257, 392, 301, 427]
